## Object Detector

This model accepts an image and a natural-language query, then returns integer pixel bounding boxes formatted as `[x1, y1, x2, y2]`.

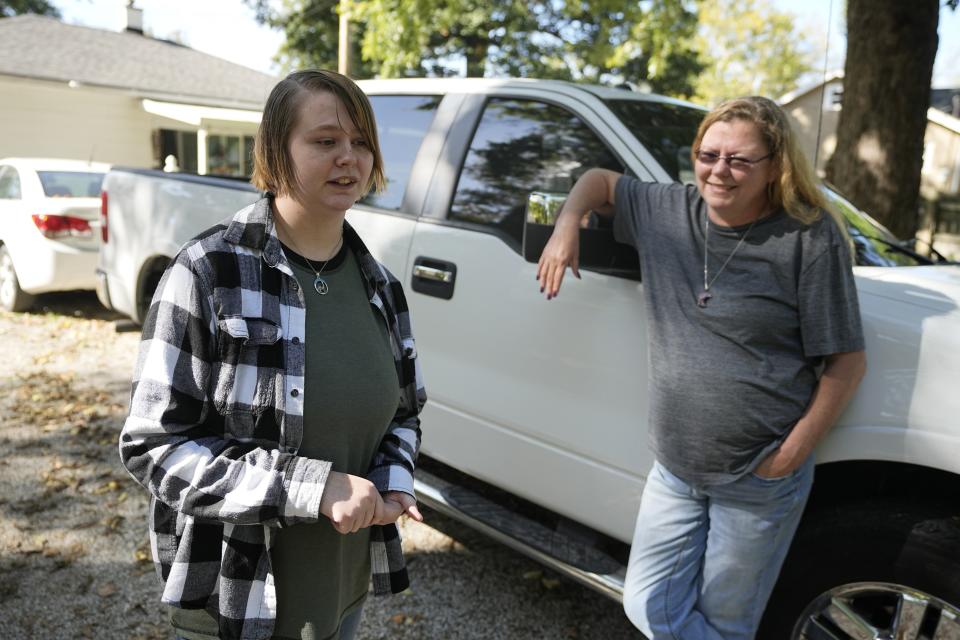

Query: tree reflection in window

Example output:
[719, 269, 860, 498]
[603, 100, 705, 184]
[450, 99, 622, 247]
[362, 95, 441, 213]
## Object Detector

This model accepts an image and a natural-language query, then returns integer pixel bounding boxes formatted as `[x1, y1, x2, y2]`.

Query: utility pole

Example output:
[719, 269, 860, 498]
[338, 0, 351, 76]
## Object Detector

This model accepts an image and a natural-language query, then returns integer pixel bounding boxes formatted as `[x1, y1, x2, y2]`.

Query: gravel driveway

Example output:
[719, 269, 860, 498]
[0, 292, 639, 639]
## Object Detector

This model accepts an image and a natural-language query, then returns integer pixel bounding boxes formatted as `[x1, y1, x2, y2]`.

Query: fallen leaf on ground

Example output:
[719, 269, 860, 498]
[541, 577, 561, 590]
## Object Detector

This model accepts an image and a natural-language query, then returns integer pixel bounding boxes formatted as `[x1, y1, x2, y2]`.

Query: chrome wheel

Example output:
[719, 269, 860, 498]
[793, 582, 960, 639]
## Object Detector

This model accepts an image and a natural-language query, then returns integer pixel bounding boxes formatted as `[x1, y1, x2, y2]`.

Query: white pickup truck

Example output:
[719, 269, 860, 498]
[98, 78, 960, 639]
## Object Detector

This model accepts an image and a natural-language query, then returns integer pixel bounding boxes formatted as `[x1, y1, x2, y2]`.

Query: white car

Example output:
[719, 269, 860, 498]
[0, 158, 110, 311]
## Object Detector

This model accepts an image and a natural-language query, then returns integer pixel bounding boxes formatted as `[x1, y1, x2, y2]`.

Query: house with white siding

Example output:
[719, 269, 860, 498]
[0, 10, 278, 176]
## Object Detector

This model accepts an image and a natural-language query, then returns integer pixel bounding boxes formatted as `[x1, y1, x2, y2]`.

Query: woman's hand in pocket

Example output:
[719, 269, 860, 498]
[753, 447, 804, 480]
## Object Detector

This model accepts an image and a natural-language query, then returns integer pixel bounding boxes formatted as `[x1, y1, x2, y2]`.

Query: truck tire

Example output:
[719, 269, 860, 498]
[758, 500, 960, 639]
[0, 245, 35, 312]
[135, 264, 165, 325]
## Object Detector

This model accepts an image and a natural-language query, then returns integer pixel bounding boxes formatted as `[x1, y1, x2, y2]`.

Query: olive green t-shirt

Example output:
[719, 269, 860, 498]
[170, 244, 399, 640]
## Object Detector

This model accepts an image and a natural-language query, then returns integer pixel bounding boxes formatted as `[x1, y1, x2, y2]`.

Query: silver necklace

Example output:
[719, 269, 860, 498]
[285, 233, 343, 296]
[698, 215, 758, 308]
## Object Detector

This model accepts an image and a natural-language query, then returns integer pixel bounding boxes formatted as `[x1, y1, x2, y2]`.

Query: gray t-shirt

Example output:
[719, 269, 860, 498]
[613, 178, 864, 486]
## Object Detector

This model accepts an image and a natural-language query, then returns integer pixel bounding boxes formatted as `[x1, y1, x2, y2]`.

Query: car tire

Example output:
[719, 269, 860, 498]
[758, 499, 960, 639]
[0, 245, 35, 313]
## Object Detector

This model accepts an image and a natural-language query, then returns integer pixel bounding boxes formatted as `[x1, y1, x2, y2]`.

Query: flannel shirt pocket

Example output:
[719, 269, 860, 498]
[212, 317, 284, 435]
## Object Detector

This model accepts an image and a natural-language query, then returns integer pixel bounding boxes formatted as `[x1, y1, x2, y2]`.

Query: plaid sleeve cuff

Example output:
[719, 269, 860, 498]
[368, 464, 415, 498]
[283, 456, 331, 522]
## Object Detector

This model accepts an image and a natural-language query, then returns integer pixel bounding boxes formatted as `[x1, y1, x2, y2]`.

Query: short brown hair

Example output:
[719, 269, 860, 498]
[251, 69, 386, 197]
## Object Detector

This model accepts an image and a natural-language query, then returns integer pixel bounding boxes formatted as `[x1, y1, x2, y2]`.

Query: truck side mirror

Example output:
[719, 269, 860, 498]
[521, 191, 642, 281]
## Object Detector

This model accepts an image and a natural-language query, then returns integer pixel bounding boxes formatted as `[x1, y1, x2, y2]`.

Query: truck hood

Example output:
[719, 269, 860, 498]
[856, 265, 960, 313]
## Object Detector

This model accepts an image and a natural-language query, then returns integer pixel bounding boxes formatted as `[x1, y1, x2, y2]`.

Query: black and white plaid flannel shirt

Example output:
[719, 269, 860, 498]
[119, 196, 425, 640]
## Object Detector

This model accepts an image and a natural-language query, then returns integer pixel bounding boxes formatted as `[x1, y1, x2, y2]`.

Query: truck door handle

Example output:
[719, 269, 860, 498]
[411, 257, 457, 300]
[412, 265, 454, 283]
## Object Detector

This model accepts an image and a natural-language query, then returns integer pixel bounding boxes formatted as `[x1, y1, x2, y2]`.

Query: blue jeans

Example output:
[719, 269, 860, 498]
[623, 456, 814, 640]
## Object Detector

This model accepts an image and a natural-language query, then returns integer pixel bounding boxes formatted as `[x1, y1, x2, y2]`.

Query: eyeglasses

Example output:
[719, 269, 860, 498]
[695, 150, 773, 171]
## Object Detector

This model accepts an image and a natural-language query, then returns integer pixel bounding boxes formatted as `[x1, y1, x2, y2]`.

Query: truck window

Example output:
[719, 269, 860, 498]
[0, 166, 21, 199]
[449, 98, 623, 248]
[362, 95, 442, 213]
[603, 99, 705, 183]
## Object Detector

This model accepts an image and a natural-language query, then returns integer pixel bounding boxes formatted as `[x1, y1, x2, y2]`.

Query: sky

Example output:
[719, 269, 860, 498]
[51, 0, 960, 88]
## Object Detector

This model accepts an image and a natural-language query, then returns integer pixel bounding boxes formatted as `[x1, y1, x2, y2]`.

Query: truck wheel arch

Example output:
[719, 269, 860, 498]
[135, 256, 171, 325]
[757, 460, 960, 638]
[761, 495, 960, 638]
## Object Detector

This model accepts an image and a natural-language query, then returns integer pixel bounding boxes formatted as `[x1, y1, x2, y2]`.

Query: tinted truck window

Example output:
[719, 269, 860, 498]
[450, 98, 623, 247]
[363, 95, 441, 212]
[603, 99, 705, 183]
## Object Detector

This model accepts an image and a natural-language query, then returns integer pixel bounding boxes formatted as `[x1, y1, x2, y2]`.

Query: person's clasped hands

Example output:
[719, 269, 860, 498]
[318, 470, 424, 534]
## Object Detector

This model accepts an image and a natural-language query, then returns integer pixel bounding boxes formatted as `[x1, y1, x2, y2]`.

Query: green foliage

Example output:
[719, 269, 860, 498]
[692, 0, 815, 105]
[245, 0, 374, 76]
[0, 0, 59, 17]
[348, 0, 703, 93]
[255, 0, 704, 94]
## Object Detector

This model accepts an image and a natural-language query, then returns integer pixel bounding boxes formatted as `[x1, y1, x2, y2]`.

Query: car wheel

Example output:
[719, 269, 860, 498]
[758, 500, 960, 639]
[0, 245, 35, 312]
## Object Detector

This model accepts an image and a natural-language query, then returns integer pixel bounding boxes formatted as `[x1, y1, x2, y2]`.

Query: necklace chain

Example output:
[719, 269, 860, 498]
[698, 214, 758, 308]
[276, 216, 343, 296]
[296, 237, 342, 277]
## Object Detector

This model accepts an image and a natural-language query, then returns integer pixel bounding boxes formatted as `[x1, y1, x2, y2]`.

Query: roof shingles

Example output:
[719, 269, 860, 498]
[0, 14, 278, 108]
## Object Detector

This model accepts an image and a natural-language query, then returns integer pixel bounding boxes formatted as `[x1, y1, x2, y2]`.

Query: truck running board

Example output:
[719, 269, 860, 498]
[414, 468, 626, 602]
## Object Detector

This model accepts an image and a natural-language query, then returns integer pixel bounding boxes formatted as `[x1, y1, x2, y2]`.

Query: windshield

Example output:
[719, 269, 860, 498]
[605, 98, 938, 267]
[603, 98, 705, 183]
[37, 171, 106, 198]
[823, 187, 931, 267]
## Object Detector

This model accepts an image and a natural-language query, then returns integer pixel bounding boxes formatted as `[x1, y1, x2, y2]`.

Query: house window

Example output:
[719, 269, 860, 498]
[207, 134, 255, 177]
[157, 129, 198, 173]
[824, 84, 843, 111]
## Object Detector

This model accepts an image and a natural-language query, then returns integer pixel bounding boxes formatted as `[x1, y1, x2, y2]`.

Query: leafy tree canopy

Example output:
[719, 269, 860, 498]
[248, 0, 815, 104]
[692, 0, 815, 106]
[250, 0, 705, 96]
[245, 0, 375, 76]
[347, 0, 704, 95]
[0, 0, 59, 18]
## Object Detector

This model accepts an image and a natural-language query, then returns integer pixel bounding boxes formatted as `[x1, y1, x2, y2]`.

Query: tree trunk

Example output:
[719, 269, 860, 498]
[464, 36, 489, 77]
[825, 0, 939, 240]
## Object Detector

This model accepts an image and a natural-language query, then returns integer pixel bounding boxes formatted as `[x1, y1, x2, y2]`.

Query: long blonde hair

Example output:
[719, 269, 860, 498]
[691, 96, 841, 230]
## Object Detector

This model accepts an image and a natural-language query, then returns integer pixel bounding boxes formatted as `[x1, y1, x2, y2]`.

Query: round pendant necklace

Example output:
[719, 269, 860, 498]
[283, 231, 343, 296]
[302, 243, 341, 295]
[698, 214, 758, 308]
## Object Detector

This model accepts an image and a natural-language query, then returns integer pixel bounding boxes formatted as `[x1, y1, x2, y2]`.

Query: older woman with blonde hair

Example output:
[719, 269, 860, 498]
[537, 96, 866, 639]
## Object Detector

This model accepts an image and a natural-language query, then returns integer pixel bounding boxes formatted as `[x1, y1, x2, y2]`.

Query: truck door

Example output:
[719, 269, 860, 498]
[407, 93, 656, 542]
[346, 95, 442, 278]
